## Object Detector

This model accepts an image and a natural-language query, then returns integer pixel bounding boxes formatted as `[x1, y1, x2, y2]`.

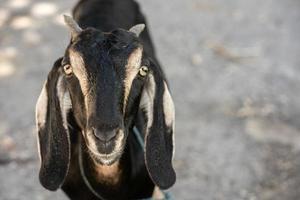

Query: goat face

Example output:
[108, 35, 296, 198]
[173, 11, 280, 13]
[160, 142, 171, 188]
[62, 27, 144, 165]
[36, 16, 176, 191]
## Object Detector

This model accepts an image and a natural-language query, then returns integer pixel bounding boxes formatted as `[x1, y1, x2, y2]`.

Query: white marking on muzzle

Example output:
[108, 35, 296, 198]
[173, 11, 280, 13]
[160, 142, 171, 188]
[87, 129, 125, 165]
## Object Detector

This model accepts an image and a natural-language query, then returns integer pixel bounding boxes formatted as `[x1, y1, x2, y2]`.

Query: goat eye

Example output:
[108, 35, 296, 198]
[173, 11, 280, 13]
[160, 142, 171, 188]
[139, 66, 148, 77]
[63, 64, 73, 75]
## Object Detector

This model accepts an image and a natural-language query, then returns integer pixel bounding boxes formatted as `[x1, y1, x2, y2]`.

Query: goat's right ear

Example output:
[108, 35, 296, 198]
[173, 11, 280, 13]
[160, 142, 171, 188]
[35, 58, 71, 191]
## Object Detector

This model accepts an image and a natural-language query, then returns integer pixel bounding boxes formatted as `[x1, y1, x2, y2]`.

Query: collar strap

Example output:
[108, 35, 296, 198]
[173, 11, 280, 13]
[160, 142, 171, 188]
[78, 137, 106, 200]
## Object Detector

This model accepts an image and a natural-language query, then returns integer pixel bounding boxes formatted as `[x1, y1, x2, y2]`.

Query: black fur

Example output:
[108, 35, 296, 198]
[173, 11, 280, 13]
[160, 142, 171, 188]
[37, 58, 70, 191]
[36, 0, 176, 199]
[143, 61, 176, 190]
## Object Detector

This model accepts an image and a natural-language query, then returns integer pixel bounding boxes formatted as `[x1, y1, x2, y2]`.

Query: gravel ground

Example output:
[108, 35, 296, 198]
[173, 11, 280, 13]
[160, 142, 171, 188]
[0, 0, 300, 199]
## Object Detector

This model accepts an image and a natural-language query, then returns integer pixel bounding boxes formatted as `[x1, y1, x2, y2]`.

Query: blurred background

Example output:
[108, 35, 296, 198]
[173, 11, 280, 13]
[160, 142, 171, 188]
[0, 0, 299, 199]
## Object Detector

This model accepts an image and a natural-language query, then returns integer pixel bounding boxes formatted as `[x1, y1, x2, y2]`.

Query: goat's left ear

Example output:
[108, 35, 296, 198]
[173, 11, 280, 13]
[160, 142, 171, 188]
[139, 66, 176, 189]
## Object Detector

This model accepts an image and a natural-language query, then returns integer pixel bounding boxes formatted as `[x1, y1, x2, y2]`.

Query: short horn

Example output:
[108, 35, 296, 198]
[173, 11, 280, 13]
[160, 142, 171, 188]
[63, 15, 82, 40]
[129, 24, 145, 37]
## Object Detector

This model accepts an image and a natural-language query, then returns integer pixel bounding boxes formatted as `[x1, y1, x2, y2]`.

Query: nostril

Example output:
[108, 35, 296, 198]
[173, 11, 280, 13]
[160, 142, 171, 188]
[92, 128, 118, 142]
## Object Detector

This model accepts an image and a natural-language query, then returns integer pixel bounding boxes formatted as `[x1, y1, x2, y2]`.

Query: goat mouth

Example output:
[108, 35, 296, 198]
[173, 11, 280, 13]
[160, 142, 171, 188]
[87, 146, 123, 165]
[84, 129, 126, 165]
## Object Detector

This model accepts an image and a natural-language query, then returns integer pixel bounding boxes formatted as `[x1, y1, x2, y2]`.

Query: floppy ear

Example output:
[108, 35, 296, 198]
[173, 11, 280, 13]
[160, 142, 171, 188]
[35, 58, 71, 191]
[139, 65, 176, 190]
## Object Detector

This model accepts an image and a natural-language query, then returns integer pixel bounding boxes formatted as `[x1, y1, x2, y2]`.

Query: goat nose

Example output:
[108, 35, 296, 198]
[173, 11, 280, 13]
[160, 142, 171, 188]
[92, 128, 117, 142]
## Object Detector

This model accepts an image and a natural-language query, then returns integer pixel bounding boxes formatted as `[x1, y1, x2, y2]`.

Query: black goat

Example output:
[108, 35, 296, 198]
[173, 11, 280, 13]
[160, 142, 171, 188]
[35, 0, 175, 199]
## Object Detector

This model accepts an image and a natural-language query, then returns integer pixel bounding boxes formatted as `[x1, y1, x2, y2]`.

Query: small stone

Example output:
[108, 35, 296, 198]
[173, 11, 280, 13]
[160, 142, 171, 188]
[0, 60, 15, 77]
[0, 136, 15, 164]
[1, 136, 16, 151]
[0, 147, 11, 164]
[10, 16, 33, 29]
[31, 2, 58, 17]
[191, 53, 203, 66]
[23, 30, 42, 45]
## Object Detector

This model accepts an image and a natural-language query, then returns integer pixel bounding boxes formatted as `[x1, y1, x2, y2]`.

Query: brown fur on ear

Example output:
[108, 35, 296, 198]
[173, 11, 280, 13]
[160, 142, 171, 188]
[139, 66, 176, 189]
[35, 58, 71, 191]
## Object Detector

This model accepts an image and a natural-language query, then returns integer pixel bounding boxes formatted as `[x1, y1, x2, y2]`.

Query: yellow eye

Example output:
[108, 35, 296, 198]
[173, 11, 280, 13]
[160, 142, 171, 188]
[63, 64, 73, 75]
[139, 66, 148, 77]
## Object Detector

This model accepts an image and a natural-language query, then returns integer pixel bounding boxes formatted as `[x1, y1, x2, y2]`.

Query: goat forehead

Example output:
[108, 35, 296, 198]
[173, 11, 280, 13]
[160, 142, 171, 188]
[68, 42, 143, 111]
[69, 29, 140, 64]
[69, 41, 141, 73]
[74, 28, 137, 50]
[69, 48, 125, 83]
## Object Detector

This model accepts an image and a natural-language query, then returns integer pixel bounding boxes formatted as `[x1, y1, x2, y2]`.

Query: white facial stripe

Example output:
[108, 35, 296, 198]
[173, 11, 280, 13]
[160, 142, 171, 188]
[69, 50, 92, 113]
[123, 47, 143, 112]
[69, 50, 89, 95]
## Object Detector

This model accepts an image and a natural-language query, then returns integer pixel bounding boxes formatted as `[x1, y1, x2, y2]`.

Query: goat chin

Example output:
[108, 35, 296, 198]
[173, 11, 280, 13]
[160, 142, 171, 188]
[87, 145, 124, 166]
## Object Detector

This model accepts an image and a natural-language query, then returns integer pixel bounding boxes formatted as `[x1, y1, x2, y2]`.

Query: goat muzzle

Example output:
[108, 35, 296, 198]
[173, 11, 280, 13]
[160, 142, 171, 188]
[85, 127, 125, 158]
[92, 128, 118, 143]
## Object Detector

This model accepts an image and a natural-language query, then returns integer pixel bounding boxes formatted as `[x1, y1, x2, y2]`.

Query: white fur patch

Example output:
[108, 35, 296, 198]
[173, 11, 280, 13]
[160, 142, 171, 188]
[139, 73, 156, 129]
[152, 186, 165, 199]
[56, 75, 69, 128]
[139, 74, 156, 156]
[69, 50, 89, 95]
[35, 81, 48, 163]
[163, 82, 175, 127]
[163, 82, 175, 158]
[87, 129, 125, 165]
[35, 82, 48, 129]
[56, 75, 71, 188]
[35, 76, 72, 165]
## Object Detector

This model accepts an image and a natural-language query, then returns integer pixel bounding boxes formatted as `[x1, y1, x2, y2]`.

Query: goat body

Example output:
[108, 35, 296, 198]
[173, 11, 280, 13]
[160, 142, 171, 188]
[65, 1, 155, 199]
[35, 0, 176, 199]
